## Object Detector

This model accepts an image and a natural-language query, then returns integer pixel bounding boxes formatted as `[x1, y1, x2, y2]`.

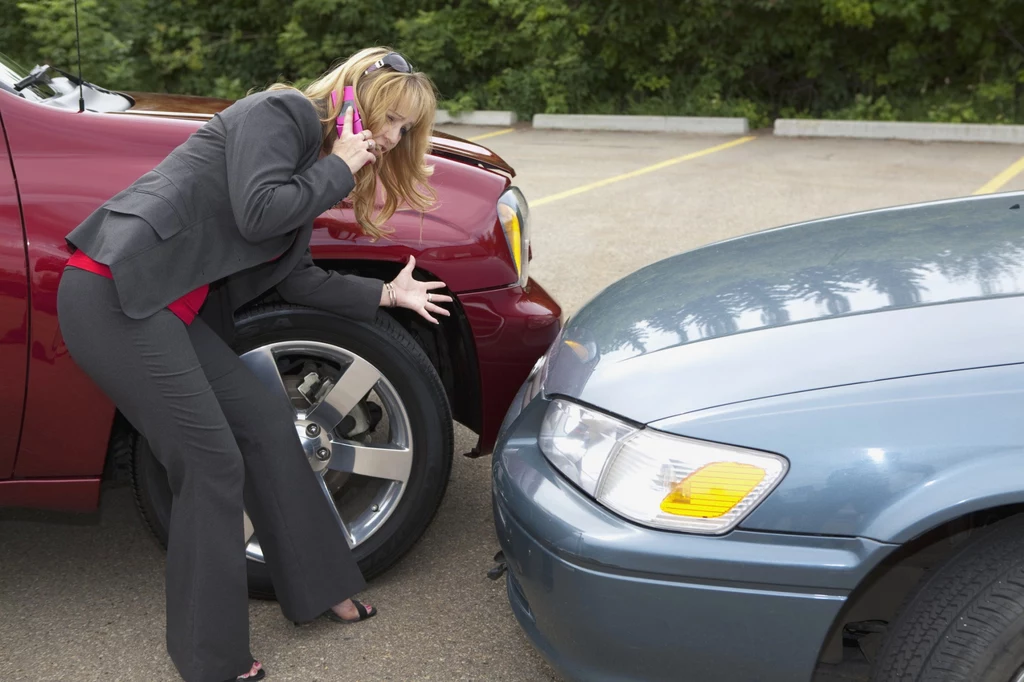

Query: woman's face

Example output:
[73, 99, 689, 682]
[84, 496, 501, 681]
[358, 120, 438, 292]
[372, 105, 416, 157]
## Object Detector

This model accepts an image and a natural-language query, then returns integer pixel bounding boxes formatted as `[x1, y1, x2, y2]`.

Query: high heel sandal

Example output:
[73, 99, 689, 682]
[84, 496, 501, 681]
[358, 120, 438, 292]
[323, 599, 377, 624]
[292, 599, 377, 626]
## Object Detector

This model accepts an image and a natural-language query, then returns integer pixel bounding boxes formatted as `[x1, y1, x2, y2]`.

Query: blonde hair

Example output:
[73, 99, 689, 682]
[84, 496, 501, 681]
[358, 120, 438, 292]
[269, 47, 437, 238]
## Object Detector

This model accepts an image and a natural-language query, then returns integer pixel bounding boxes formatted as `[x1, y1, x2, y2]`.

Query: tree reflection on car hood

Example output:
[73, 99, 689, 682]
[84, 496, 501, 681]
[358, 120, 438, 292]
[544, 193, 1024, 423]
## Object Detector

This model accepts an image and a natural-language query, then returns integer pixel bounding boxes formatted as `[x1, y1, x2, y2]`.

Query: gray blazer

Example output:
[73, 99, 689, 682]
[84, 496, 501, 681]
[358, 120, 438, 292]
[66, 88, 383, 330]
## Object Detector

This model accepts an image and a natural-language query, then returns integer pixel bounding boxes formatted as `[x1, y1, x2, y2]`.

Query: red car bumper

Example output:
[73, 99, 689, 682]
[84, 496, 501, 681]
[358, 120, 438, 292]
[460, 278, 562, 455]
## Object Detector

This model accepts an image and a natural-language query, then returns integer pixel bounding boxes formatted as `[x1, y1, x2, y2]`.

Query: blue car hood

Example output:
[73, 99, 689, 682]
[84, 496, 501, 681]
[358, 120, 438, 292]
[545, 193, 1024, 424]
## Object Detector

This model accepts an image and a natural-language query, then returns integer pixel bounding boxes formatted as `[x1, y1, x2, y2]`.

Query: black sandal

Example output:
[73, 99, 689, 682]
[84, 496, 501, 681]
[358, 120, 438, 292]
[224, 660, 265, 681]
[323, 599, 377, 624]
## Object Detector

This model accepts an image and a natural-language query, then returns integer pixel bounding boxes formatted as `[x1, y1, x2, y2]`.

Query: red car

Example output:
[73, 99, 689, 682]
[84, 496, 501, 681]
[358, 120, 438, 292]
[0, 54, 561, 594]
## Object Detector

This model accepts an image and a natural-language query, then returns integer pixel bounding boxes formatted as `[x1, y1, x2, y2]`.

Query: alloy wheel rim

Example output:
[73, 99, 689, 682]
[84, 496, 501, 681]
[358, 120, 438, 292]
[238, 340, 413, 562]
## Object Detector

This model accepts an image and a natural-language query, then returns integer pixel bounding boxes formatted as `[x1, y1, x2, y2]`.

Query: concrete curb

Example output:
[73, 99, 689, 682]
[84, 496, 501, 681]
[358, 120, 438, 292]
[774, 119, 1024, 144]
[532, 114, 750, 135]
[434, 110, 517, 126]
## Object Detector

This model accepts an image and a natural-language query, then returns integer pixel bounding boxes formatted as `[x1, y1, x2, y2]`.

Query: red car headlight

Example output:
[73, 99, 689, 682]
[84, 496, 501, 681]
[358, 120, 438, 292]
[497, 187, 530, 287]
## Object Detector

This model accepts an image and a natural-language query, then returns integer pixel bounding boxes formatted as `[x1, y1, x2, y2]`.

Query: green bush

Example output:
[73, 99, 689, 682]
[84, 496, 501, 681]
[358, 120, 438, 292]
[2, 0, 1023, 124]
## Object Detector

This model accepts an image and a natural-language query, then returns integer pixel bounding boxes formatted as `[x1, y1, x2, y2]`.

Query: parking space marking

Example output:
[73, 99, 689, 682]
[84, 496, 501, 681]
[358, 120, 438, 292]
[974, 154, 1024, 195]
[468, 128, 515, 142]
[532, 136, 756, 207]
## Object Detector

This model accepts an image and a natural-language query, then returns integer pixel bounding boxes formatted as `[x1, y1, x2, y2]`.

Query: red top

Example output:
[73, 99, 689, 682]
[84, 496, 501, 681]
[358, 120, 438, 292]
[67, 251, 210, 325]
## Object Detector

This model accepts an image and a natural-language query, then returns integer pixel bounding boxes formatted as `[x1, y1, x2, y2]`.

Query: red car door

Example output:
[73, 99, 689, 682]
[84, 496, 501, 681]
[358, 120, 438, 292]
[0, 109, 28, 478]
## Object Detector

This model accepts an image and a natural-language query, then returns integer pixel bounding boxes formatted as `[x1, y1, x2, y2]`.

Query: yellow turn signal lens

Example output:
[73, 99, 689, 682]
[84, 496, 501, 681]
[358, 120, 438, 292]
[660, 462, 766, 519]
[497, 203, 522, 273]
[563, 339, 590, 361]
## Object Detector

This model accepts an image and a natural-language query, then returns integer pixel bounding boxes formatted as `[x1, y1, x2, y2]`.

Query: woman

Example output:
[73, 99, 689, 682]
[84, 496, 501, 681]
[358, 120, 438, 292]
[56, 47, 450, 682]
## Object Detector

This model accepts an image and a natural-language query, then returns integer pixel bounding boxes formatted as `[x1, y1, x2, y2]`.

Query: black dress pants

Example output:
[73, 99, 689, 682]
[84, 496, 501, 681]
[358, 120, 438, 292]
[57, 267, 365, 682]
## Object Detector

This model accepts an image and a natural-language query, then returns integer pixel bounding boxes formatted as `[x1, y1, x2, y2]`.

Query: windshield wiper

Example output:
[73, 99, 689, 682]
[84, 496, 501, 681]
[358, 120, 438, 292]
[13, 63, 52, 91]
[13, 63, 119, 98]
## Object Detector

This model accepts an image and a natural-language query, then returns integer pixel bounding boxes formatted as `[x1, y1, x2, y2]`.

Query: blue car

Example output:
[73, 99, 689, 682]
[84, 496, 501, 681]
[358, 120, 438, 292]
[492, 193, 1024, 682]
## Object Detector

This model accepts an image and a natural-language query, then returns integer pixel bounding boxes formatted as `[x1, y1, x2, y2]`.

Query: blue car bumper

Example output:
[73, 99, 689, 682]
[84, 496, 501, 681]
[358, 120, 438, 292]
[492, 396, 896, 682]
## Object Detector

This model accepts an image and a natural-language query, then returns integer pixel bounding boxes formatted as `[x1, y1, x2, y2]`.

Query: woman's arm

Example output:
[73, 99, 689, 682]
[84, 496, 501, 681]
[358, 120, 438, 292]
[276, 249, 384, 321]
[225, 91, 356, 243]
[276, 251, 453, 324]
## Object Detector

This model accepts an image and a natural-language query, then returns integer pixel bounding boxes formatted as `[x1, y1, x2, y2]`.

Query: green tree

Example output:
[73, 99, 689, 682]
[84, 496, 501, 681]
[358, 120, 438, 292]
[13, 0, 144, 89]
[1, 0, 1022, 123]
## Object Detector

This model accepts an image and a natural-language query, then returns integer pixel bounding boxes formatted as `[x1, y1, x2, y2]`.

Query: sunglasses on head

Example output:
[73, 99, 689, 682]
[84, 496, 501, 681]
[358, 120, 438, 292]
[364, 52, 412, 76]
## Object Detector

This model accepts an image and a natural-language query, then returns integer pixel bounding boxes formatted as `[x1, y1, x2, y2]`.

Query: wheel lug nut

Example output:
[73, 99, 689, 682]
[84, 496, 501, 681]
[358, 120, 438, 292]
[315, 448, 330, 461]
[306, 423, 321, 437]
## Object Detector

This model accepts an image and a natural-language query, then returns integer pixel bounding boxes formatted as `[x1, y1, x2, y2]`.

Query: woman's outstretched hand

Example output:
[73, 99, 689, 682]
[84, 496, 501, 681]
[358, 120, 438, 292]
[386, 256, 452, 324]
[331, 107, 376, 174]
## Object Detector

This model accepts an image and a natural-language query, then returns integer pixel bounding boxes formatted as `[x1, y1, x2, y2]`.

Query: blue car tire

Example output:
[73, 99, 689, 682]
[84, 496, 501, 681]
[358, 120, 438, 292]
[873, 514, 1024, 682]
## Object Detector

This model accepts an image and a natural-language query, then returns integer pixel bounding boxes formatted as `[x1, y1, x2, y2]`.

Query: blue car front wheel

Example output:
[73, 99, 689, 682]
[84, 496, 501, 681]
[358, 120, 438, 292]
[872, 514, 1024, 682]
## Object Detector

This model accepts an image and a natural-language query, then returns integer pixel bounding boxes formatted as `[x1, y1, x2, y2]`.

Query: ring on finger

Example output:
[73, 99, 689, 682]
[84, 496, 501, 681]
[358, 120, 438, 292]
[427, 293, 432, 302]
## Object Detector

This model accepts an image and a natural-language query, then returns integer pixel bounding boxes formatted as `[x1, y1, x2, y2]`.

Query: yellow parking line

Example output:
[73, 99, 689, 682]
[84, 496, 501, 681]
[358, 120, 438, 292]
[468, 128, 515, 142]
[973, 154, 1024, 195]
[532, 136, 757, 207]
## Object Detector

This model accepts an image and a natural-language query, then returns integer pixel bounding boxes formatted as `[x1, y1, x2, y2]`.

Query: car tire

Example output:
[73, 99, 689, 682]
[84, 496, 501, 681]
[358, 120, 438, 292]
[871, 514, 1024, 682]
[131, 303, 454, 597]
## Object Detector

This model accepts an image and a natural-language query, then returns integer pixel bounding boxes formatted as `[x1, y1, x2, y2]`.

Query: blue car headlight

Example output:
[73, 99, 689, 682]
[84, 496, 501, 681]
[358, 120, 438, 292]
[538, 399, 789, 535]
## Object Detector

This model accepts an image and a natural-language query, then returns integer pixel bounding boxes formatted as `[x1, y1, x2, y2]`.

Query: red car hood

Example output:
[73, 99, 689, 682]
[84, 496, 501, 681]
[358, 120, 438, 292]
[120, 91, 515, 176]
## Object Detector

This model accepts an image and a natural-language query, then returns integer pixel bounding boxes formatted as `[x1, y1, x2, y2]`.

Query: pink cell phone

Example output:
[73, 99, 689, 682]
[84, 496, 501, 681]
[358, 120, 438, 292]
[331, 87, 363, 137]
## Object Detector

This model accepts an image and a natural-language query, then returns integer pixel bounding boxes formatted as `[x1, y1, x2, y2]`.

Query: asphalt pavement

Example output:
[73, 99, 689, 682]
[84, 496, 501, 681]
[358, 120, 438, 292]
[3, 125, 1024, 682]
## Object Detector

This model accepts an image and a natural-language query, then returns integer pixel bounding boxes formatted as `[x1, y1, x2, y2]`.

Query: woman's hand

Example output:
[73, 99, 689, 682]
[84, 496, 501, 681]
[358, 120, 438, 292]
[330, 107, 376, 174]
[385, 256, 452, 324]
